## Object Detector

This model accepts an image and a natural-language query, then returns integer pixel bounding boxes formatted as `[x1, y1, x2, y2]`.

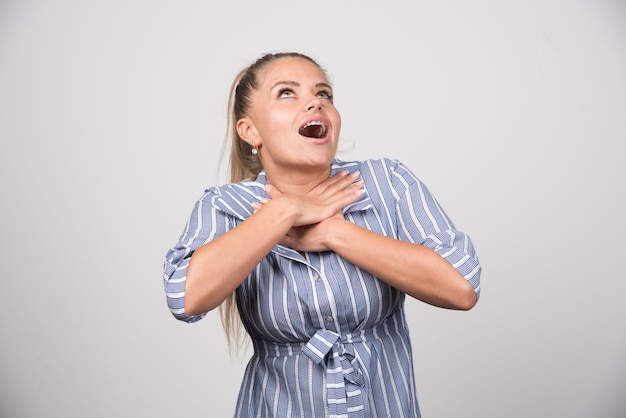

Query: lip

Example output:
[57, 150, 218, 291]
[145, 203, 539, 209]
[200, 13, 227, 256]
[303, 135, 329, 145]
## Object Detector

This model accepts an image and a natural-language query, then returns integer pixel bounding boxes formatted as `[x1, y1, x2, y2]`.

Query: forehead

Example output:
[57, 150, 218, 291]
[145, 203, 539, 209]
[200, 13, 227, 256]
[258, 57, 329, 87]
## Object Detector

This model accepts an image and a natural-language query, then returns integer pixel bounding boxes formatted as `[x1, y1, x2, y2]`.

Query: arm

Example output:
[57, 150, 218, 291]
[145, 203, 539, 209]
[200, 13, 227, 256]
[276, 160, 481, 310]
[183, 198, 296, 315]
[172, 171, 364, 317]
[326, 220, 477, 310]
[280, 216, 476, 310]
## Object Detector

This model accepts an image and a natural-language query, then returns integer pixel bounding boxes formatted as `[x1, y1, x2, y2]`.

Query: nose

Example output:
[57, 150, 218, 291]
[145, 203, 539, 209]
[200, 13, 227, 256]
[306, 96, 324, 112]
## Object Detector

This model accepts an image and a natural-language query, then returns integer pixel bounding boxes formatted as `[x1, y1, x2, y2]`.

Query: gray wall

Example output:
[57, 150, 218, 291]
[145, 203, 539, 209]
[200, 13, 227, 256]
[1, 1, 625, 417]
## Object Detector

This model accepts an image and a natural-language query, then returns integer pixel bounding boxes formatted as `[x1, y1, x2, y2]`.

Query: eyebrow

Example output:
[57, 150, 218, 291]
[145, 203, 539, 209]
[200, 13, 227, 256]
[271, 81, 333, 90]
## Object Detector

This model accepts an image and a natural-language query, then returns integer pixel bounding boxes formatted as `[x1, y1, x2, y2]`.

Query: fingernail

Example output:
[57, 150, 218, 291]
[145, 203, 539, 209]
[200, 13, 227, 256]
[350, 170, 361, 178]
[265, 184, 273, 192]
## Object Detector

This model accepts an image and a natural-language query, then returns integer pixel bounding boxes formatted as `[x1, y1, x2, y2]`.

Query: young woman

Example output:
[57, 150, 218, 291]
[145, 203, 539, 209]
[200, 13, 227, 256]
[163, 52, 481, 417]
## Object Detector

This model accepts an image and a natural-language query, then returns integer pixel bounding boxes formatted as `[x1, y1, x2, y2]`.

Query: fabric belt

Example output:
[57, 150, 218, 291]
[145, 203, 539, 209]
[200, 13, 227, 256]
[252, 313, 400, 418]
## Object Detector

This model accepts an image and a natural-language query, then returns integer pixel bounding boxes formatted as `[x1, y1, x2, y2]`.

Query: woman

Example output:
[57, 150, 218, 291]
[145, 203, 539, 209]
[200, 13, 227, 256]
[163, 52, 481, 417]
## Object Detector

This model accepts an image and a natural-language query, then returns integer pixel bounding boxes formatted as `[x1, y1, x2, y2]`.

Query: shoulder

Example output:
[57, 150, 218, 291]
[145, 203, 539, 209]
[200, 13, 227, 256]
[197, 178, 266, 220]
[199, 172, 266, 201]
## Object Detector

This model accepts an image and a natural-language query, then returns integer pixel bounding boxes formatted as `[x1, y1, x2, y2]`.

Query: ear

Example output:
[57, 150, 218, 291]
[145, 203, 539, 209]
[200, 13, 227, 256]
[236, 117, 260, 147]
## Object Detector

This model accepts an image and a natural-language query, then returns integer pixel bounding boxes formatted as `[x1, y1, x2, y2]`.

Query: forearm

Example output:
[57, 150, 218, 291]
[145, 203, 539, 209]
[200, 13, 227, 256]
[185, 199, 296, 315]
[326, 219, 477, 310]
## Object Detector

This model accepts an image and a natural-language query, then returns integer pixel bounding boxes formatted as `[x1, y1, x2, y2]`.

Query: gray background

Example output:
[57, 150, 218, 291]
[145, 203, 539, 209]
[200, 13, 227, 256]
[1, 1, 625, 417]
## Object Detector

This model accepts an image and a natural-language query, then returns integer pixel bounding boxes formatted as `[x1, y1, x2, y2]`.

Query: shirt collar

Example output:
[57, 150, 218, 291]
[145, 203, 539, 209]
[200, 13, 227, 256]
[212, 159, 372, 220]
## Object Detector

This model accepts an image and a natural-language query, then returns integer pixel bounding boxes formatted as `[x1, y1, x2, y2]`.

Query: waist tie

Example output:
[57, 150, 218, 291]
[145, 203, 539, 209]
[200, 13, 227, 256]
[302, 328, 367, 417]
[252, 313, 402, 418]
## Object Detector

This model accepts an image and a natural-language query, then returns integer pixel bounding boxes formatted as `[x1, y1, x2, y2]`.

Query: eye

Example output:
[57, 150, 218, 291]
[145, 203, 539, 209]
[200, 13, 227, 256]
[278, 88, 295, 98]
[317, 90, 334, 101]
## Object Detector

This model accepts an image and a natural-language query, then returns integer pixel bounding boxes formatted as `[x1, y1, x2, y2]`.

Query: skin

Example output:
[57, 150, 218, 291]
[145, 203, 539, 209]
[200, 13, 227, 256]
[184, 57, 477, 316]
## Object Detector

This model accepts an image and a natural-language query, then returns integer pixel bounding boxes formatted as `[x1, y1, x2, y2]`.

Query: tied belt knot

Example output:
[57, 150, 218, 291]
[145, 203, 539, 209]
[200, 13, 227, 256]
[300, 327, 382, 417]
[301, 328, 366, 388]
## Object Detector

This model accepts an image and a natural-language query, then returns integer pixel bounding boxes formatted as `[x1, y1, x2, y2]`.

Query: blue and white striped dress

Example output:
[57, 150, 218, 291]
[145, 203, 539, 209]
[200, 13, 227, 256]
[163, 158, 481, 417]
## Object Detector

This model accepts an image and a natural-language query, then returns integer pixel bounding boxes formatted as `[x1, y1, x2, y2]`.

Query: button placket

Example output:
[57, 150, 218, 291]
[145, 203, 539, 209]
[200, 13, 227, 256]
[309, 269, 337, 331]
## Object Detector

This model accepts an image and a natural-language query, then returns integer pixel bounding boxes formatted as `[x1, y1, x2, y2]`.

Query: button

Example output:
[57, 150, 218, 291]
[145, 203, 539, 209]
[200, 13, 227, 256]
[325, 316, 334, 322]
[313, 273, 320, 282]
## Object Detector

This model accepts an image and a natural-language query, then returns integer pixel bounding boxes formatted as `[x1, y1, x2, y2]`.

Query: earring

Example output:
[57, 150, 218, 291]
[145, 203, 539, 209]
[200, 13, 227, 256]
[249, 133, 258, 155]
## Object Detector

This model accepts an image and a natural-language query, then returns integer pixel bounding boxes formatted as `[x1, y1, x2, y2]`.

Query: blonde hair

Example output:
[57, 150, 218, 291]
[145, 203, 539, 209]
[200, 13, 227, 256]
[218, 52, 326, 352]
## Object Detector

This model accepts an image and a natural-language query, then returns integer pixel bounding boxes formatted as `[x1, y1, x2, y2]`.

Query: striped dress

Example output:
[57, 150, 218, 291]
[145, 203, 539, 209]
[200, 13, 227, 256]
[163, 158, 481, 417]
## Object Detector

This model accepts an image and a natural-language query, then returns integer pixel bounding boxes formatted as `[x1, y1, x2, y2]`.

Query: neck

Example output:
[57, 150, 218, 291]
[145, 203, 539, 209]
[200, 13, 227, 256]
[263, 164, 332, 195]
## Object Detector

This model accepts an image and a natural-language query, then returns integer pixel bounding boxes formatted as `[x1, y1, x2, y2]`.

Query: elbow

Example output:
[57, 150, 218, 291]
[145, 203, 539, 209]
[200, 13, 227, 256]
[456, 286, 478, 311]
[164, 279, 212, 322]
[184, 292, 218, 317]
[454, 261, 481, 311]
[184, 278, 229, 316]
[184, 298, 202, 317]
[455, 282, 478, 311]
[166, 296, 206, 324]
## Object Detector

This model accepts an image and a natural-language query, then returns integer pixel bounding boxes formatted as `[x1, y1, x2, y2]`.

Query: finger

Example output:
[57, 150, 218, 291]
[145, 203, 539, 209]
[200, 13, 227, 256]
[311, 170, 349, 193]
[336, 170, 361, 190]
[333, 180, 365, 207]
[324, 176, 364, 202]
[315, 170, 360, 196]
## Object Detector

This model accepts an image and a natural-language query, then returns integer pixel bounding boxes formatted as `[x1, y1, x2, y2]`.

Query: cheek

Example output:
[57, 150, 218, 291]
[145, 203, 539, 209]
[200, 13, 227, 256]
[332, 111, 342, 134]
[264, 112, 291, 133]
[253, 121, 275, 143]
[257, 116, 292, 149]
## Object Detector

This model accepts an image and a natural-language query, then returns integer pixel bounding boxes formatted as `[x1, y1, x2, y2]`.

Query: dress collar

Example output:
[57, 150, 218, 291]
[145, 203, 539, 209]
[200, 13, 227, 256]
[212, 159, 373, 221]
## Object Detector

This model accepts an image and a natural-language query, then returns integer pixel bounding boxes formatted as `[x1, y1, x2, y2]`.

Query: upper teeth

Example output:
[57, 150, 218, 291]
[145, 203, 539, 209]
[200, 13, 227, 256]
[298, 120, 327, 138]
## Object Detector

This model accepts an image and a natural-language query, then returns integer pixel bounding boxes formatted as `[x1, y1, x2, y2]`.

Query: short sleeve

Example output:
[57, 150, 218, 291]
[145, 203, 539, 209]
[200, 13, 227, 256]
[162, 189, 232, 322]
[390, 160, 481, 297]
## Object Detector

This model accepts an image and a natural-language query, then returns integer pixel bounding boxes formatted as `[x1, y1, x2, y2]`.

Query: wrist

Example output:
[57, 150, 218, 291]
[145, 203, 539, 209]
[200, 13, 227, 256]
[263, 196, 299, 228]
[322, 216, 349, 250]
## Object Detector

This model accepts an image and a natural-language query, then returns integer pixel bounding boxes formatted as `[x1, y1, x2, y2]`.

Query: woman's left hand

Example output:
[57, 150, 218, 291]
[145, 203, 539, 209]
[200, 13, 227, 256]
[279, 211, 345, 252]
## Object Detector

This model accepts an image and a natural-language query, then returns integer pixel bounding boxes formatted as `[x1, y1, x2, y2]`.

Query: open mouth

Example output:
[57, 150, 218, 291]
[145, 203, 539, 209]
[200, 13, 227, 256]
[298, 120, 327, 139]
